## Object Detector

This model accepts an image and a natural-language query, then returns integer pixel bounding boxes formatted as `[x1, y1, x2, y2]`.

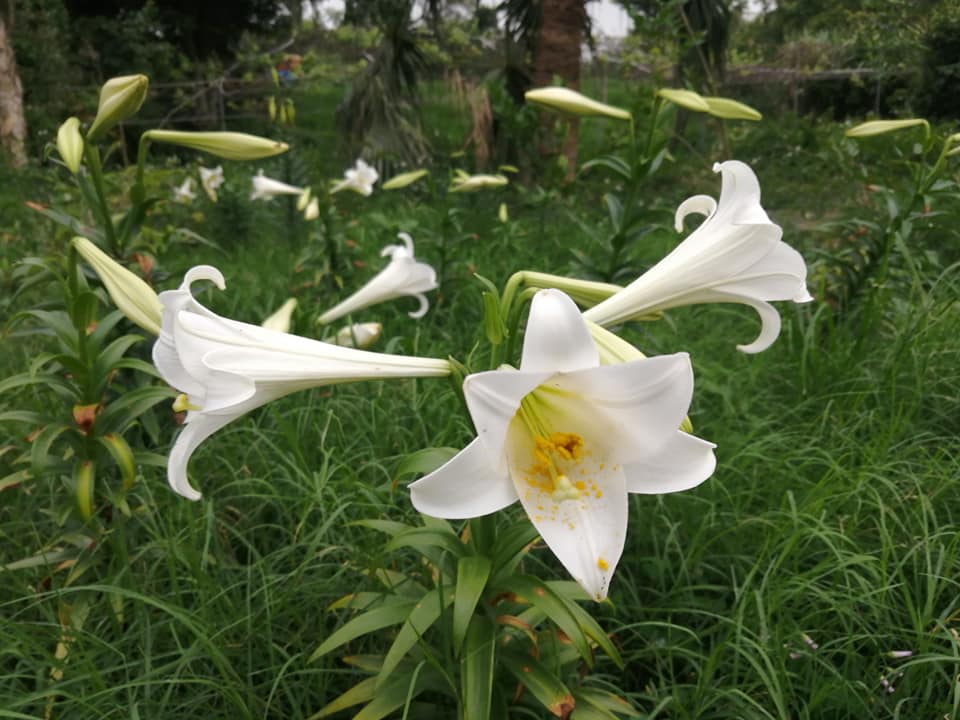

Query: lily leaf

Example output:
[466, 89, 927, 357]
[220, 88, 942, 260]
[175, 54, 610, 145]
[452, 556, 492, 655]
[500, 645, 575, 718]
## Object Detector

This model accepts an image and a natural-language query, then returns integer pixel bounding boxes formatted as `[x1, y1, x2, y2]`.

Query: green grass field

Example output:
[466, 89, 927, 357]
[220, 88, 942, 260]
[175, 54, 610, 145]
[1, 76, 959, 719]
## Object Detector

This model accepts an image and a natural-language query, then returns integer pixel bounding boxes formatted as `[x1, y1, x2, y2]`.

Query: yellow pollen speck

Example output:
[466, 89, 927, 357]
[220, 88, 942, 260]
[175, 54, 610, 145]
[597, 558, 609, 571]
[595, 490, 603, 498]
[574, 480, 586, 491]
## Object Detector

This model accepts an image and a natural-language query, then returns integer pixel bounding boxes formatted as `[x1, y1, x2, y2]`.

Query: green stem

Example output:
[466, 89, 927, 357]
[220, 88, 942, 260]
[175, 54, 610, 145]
[503, 287, 539, 365]
[83, 144, 119, 253]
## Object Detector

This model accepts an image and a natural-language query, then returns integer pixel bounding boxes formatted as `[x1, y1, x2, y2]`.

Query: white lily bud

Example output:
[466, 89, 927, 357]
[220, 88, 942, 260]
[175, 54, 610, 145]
[304, 198, 320, 220]
[143, 130, 288, 160]
[261, 298, 298, 333]
[382, 169, 429, 190]
[57, 117, 84, 174]
[525, 86, 631, 121]
[449, 171, 508, 193]
[845, 119, 929, 138]
[333, 322, 383, 348]
[87, 74, 149, 141]
[657, 88, 710, 113]
[72, 236, 162, 335]
[702, 96, 762, 122]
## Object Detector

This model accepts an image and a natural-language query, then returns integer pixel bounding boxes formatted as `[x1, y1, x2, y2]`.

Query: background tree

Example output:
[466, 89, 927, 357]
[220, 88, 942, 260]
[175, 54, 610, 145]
[0, 0, 28, 166]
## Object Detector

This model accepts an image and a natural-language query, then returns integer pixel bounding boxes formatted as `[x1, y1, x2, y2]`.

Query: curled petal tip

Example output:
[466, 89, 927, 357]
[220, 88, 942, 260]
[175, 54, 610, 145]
[397, 232, 414, 253]
[408, 293, 430, 319]
[183, 265, 226, 291]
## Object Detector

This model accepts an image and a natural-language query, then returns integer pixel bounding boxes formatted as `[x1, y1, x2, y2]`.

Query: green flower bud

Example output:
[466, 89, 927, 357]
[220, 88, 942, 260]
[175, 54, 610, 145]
[525, 86, 632, 121]
[845, 119, 929, 138]
[57, 117, 84, 174]
[87, 74, 149, 141]
[72, 237, 162, 335]
[702, 96, 762, 122]
[657, 88, 711, 113]
[382, 169, 429, 190]
[142, 130, 288, 160]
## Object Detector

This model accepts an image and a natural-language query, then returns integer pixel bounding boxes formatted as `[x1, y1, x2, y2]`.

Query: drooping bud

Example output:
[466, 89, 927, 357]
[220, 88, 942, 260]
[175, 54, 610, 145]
[56, 117, 84, 174]
[702, 96, 762, 122]
[72, 236, 162, 335]
[87, 75, 149, 142]
[657, 88, 710, 113]
[382, 169, 429, 190]
[498, 202, 509, 223]
[261, 298, 298, 333]
[845, 119, 929, 138]
[142, 130, 288, 160]
[332, 322, 383, 348]
[304, 197, 320, 220]
[525, 86, 631, 121]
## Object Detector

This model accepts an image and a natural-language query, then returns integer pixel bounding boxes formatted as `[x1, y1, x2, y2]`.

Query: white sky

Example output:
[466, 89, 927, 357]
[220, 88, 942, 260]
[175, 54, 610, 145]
[311, 1, 634, 37]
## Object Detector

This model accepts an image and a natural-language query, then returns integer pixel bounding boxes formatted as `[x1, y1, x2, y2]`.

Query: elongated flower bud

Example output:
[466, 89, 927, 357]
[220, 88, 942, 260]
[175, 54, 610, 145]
[845, 119, 929, 138]
[382, 169, 429, 190]
[702, 96, 762, 121]
[72, 237, 162, 334]
[57, 117, 84, 174]
[87, 75, 149, 141]
[525, 86, 631, 121]
[143, 130, 288, 160]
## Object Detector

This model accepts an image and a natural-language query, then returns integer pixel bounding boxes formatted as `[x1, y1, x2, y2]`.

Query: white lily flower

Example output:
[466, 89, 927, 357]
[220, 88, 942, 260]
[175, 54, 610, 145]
[330, 158, 379, 196]
[583, 160, 813, 353]
[173, 177, 196, 204]
[153, 266, 451, 500]
[261, 298, 297, 333]
[332, 322, 383, 348]
[199, 165, 225, 202]
[317, 233, 437, 325]
[410, 289, 716, 600]
[250, 170, 306, 201]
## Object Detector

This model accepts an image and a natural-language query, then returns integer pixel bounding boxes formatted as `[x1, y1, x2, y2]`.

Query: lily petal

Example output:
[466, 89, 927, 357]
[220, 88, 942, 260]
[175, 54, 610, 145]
[520, 289, 599, 373]
[623, 431, 717, 494]
[408, 438, 518, 519]
[505, 414, 627, 601]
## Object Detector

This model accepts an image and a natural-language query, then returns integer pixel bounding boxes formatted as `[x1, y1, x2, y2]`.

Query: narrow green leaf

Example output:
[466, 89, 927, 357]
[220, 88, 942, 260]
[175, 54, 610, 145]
[0, 372, 64, 396]
[355, 666, 436, 720]
[394, 447, 459, 483]
[377, 587, 455, 689]
[497, 575, 593, 667]
[500, 646, 575, 718]
[74, 460, 95, 520]
[385, 527, 468, 560]
[98, 433, 136, 490]
[570, 704, 618, 720]
[96, 386, 174, 433]
[548, 586, 623, 667]
[461, 614, 496, 720]
[576, 688, 641, 717]
[490, 522, 539, 578]
[580, 155, 631, 181]
[309, 600, 417, 662]
[308, 676, 377, 719]
[30, 423, 72, 479]
[352, 519, 412, 536]
[452, 556, 492, 655]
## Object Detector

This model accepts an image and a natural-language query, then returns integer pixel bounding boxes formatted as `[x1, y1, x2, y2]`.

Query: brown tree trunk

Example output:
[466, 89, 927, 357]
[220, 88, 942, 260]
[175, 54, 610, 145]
[532, 0, 585, 180]
[0, 12, 26, 167]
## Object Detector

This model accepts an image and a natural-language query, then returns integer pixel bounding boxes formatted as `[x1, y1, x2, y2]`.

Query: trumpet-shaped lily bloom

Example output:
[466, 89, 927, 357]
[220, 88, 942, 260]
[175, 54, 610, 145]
[410, 289, 716, 600]
[330, 159, 379, 196]
[153, 266, 450, 500]
[317, 233, 437, 324]
[199, 165, 225, 202]
[250, 170, 307, 201]
[173, 177, 196, 204]
[583, 160, 813, 353]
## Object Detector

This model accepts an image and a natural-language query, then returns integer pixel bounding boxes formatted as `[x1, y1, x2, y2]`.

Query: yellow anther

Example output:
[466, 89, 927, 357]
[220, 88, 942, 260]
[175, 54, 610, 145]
[597, 557, 609, 571]
[172, 393, 202, 413]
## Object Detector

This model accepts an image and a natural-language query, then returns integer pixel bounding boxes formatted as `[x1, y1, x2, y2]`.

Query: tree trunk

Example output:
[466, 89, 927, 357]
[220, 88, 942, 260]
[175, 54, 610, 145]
[531, 0, 585, 180]
[0, 12, 27, 166]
